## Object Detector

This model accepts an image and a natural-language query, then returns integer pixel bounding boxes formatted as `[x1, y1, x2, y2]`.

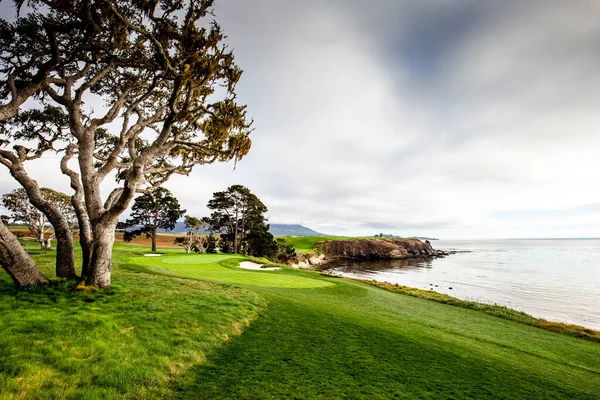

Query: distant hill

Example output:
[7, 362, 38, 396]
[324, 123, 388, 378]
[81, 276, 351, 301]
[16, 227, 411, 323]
[269, 224, 328, 237]
[156, 221, 194, 234]
[153, 222, 327, 236]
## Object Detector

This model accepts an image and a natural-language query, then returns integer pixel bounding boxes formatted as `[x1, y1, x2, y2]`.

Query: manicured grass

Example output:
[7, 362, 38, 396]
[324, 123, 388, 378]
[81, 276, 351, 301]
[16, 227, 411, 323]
[125, 253, 333, 289]
[179, 287, 600, 399]
[1, 243, 600, 399]
[279, 235, 357, 253]
[147, 254, 600, 399]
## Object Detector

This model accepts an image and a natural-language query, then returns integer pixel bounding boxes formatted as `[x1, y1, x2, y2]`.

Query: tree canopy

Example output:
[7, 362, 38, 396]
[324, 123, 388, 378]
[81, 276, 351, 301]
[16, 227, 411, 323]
[203, 185, 297, 261]
[174, 215, 211, 254]
[203, 185, 269, 255]
[118, 187, 185, 252]
[0, 0, 253, 288]
[2, 187, 76, 250]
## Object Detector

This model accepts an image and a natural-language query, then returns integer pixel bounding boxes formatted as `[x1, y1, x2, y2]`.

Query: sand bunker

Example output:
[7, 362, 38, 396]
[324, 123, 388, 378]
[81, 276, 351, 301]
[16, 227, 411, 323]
[144, 253, 163, 257]
[239, 261, 281, 271]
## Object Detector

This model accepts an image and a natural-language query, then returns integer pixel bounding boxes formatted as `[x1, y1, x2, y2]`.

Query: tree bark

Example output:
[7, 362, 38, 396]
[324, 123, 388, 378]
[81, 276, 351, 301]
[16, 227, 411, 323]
[1, 153, 78, 279]
[79, 226, 93, 278]
[60, 146, 93, 277]
[74, 204, 93, 277]
[86, 221, 116, 289]
[234, 209, 239, 254]
[0, 222, 48, 287]
[49, 212, 76, 279]
[0, 82, 43, 121]
[151, 226, 157, 252]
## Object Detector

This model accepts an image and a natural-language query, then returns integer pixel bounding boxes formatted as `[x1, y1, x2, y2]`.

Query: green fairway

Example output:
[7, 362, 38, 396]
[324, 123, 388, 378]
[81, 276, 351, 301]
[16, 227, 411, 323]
[1, 243, 599, 399]
[155, 257, 600, 399]
[126, 254, 333, 289]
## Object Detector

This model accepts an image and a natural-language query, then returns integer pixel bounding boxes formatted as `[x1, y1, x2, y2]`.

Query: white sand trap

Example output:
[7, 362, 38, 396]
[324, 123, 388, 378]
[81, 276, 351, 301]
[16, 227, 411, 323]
[239, 261, 280, 271]
[144, 253, 163, 257]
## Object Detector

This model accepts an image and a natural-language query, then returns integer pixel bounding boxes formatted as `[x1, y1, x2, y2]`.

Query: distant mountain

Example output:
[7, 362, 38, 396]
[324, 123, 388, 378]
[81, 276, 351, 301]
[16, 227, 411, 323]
[156, 221, 193, 234]
[269, 224, 328, 237]
[152, 222, 327, 237]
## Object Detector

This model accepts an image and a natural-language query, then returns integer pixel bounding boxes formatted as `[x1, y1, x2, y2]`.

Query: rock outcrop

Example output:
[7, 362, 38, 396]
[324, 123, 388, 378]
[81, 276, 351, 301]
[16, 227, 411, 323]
[292, 253, 327, 269]
[317, 238, 448, 260]
[289, 238, 450, 270]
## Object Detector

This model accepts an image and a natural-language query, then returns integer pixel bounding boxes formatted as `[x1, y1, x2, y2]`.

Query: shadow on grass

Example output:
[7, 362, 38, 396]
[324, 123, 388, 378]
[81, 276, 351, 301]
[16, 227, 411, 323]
[175, 297, 581, 400]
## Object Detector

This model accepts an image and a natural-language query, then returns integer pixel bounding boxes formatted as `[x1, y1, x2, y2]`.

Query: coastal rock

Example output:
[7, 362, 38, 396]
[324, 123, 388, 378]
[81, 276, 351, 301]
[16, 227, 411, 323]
[316, 238, 449, 260]
[289, 238, 451, 270]
[290, 253, 327, 269]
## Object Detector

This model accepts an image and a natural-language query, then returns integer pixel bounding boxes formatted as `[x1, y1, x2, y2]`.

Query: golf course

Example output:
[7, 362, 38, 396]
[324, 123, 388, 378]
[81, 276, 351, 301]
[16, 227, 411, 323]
[1, 242, 599, 399]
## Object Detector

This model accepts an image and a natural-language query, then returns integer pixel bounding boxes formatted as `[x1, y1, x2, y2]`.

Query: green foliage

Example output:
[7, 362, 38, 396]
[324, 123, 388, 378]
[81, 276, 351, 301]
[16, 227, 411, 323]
[203, 185, 270, 255]
[1, 187, 75, 249]
[175, 215, 209, 253]
[205, 234, 217, 254]
[220, 242, 232, 254]
[244, 226, 277, 258]
[202, 185, 293, 261]
[119, 188, 185, 251]
[273, 238, 296, 263]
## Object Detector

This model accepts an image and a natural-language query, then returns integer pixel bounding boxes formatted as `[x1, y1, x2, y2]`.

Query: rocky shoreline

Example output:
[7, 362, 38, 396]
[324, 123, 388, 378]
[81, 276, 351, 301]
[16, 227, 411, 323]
[290, 238, 455, 270]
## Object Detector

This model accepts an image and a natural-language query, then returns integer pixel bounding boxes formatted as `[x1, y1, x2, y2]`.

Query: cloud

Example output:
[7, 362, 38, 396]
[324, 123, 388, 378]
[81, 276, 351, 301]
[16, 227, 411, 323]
[2, 0, 600, 239]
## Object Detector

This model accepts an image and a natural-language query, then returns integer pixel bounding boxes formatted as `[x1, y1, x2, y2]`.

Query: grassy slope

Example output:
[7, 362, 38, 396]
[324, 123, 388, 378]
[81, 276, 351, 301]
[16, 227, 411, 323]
[1, 244, 600, 399]
[279, 235, 357, 254]
[0, 244, 265, 399]
[128, 252, 600, 399]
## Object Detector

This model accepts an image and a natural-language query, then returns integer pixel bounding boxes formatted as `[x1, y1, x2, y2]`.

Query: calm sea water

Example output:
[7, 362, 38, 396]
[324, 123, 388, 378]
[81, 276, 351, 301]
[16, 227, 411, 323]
[326, 239, 600, 330]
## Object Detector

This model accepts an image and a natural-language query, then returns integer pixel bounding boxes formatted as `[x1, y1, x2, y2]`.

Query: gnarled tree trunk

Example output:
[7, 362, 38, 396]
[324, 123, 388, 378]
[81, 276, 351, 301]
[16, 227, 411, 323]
[1, 151, 78, 280]
[61, 146, 93, 278]
[79, 222, 93, 278]
[151, 226, 157, 252]
[0, 222, 48, 287]
[45, 207, 76, 279]
[86, 221, 117, 289]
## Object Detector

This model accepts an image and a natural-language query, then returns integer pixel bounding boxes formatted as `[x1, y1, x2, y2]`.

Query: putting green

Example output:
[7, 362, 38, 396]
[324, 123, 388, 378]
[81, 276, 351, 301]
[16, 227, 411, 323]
[128, 254, 333, 289]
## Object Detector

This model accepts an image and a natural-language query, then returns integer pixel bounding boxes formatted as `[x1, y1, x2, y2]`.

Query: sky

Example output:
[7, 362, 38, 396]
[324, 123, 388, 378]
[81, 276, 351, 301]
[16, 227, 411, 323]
[2, 0, 600, 239]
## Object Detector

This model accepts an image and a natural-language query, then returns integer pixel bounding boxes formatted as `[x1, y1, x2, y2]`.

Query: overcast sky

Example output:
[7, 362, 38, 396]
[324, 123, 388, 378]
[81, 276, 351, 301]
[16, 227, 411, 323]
[2, 0, 600, 239]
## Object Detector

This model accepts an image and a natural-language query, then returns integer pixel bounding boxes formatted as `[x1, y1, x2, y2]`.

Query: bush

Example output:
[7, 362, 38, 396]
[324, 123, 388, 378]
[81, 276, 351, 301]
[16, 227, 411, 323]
[274, 239, 296, 263]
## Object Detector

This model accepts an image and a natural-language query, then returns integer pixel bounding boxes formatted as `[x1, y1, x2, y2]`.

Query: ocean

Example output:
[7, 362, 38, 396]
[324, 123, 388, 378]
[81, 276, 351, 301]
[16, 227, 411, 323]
[325, 239, 600, 330]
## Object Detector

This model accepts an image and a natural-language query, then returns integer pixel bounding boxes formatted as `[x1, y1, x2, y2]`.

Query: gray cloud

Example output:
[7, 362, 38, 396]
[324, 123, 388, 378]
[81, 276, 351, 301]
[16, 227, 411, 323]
[3, 1, 600, 238]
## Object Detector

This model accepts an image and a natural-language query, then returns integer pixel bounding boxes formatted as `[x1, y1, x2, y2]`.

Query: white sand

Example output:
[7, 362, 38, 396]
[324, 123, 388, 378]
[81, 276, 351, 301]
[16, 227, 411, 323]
[238, 261, 281, 271]
[144, 253, 163, 257]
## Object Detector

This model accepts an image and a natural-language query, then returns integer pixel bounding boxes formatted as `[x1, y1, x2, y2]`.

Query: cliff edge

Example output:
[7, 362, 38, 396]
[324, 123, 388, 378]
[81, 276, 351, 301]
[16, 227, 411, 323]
[316, 238, 448, 260]
[291, 238, 449, 269]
